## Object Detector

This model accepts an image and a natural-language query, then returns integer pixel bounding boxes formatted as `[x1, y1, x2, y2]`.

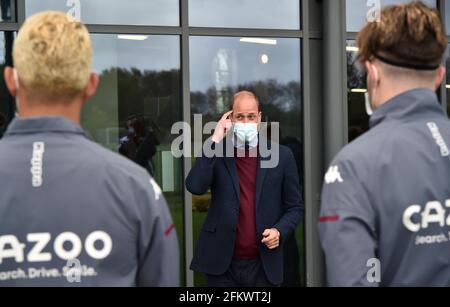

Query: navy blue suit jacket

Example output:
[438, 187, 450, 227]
[186, 137, 304, 285]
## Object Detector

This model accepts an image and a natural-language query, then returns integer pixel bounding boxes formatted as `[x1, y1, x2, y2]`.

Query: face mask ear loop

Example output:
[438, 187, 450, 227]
[364, 92, 374, 116]
[366, 64, 379, 116]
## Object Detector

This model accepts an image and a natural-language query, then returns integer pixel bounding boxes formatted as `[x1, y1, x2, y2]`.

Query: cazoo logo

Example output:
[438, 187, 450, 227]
[403, 200, 450, 232]
[0, 231, 112, 264]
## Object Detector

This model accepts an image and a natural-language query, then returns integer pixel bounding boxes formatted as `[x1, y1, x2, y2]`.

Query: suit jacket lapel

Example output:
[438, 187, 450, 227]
[223, 137, 240, 202]
[255, 139, 271, 210]
[222, 136, 271, 207]
[255, 156, 268, 210]
[224, 157, 240, 202]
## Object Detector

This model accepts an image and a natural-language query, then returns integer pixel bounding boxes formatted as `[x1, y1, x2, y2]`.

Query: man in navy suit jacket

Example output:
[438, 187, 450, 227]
[186, 91, 304, 286]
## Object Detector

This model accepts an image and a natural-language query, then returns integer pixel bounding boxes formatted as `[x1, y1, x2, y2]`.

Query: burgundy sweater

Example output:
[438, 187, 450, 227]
[233, 148, 259, 260]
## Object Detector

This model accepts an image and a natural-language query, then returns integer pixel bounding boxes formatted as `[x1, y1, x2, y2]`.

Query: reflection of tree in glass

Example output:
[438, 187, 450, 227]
[81, 67, 181, 149]
[347, 51, 365, 90]
[0, 32, 15, 135]
[347, 50, 369, 141]
[82, 68, 302, 149]
[190, 79, 302, 141]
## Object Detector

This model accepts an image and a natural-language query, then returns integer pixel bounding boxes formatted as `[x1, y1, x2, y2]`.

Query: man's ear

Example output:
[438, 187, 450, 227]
[434, 65, 446, 90]
[365, 61, 380, 86]
[3, 67, 18, 97]
[83, 73, 99, 101]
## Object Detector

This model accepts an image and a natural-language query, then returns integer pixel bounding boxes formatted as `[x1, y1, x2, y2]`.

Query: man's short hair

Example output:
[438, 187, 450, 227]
[357, 1, 447, 71]
[13, 11, 92, 100]
[231, 91, 261, 112]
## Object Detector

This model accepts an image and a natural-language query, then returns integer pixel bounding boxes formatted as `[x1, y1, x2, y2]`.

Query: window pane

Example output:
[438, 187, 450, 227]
[189, 0, 300, 29]
[347, 40, 369, 143]
[25, 0, 179, 26]
[190, 36, 304, 286]
[87, 34, 184, 283]
[0, 0, 14, 22]
[445, 0, 450, 35]
[0, 31, 14, 139]
[346, 0, 436, 32]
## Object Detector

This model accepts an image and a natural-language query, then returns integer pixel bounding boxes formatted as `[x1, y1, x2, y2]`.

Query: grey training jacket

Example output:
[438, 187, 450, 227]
[0, 116, 179, 286]
[320, 88, 450, 287]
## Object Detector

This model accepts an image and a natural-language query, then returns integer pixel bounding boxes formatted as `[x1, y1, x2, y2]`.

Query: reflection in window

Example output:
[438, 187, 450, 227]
[25, 0, 179, 26]
[446, 0, 450, 35]
[0, 0, 13, 22]
[0, 31, 14, 139]
[87, 34, 185, 284]
[189, 0, 300, 29]
[346, 0, 436, 32]
[190, 36, 304, 287]
[347, 40, 369, 143]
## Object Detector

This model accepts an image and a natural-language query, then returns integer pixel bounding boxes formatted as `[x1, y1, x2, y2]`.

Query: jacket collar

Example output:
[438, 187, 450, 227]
[369, 88, 445, 129]
[4, 116, 87, 137]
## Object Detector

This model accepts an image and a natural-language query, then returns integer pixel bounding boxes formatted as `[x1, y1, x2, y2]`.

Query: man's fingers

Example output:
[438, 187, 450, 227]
[261, 237, 274, 244]
[267, 233, 277, 241]
[267, 238, 278, 246]
[221, 111, 233, 121]
[267, 242, 279, 249]
[224, 120, 232, 130]
[262, 239, 279, 249]
[262, 229, 281, 248]
[262, 236, 279, 246]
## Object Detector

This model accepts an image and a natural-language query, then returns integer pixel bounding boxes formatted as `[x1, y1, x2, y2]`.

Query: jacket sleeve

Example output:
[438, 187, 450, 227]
[136, 177, 180, 287]
[318, 159, 378, 287]
[185, 139, 219, 195]
[274, 149, 304, 241]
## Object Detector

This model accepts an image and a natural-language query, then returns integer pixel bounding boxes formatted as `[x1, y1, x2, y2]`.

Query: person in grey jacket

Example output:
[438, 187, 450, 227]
[319, 2, 450, 287]
[0, 11, 179, 286]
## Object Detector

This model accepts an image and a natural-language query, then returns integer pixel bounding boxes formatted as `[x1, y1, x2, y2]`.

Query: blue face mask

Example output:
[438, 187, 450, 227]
[233, 123, 258, 143]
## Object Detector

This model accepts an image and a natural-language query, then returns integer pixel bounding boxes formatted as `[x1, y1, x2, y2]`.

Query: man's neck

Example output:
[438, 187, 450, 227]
[377, 83, 434, 108]
[19, 108, 81, 124]
[16, 95, 82, 124]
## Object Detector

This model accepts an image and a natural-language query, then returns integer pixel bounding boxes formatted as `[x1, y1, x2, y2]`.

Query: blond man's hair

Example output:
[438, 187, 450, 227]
[13, 11, 92, 100]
